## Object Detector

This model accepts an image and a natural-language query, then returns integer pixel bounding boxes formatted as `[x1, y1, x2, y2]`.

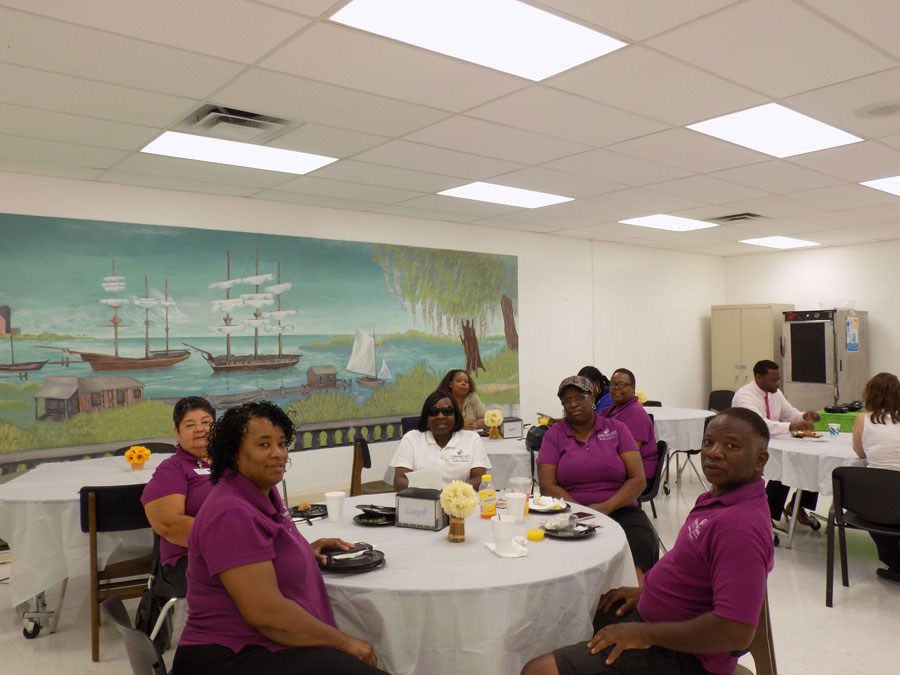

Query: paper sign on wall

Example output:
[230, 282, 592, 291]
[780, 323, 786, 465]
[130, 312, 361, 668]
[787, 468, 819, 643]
[846, 317, 859, 353]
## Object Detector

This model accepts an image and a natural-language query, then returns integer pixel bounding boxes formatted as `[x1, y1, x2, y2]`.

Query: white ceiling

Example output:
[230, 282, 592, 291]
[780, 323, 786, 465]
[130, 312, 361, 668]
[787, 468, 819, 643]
[3, 0, 900, 255]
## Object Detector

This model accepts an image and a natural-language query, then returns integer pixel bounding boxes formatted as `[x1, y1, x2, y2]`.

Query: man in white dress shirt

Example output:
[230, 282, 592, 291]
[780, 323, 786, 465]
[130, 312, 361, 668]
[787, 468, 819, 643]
[732, 359, 821, 526]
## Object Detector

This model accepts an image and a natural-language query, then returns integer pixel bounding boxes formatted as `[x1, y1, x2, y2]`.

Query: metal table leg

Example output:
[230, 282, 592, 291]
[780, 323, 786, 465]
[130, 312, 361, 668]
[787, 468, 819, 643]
[22, 577, 68, 639]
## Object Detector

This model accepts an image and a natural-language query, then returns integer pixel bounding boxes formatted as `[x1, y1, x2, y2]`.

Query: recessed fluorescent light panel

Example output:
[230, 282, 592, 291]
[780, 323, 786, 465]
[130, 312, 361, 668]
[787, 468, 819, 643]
[618, 214, 718, 232]
[740, 236, 821, 249]
[141, 131, 337, 175]
[439, 182, 573, 208]
[330, 0, 626, 81]
[860, 175, 900, 197]
[688, 103, 862, 158]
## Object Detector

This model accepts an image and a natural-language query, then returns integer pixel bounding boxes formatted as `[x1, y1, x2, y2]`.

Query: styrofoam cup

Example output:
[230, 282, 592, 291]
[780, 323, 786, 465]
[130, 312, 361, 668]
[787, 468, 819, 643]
[491, 515, 516, 554]
[506, 492, 527, 522]
[324, 491, 346, 521]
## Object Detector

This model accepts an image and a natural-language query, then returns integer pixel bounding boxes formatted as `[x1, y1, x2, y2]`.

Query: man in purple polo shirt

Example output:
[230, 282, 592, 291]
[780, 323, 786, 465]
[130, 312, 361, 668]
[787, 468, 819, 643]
[523, 407, 774, 675]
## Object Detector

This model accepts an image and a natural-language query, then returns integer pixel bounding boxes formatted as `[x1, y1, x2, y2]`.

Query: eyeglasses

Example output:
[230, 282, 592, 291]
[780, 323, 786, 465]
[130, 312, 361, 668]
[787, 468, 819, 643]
[428, 405, 455, 417]
[609, 381, 634, 389]
[560, 393, 592, 407]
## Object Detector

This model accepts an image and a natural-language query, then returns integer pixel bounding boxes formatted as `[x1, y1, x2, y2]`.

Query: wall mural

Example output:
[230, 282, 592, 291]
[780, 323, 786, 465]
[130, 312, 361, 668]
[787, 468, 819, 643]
[0, 213, 518, 459]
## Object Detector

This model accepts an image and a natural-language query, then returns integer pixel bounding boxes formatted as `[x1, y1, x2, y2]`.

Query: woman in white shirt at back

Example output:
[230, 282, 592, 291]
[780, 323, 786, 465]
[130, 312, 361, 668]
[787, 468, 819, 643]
[852, 372, 900, 583]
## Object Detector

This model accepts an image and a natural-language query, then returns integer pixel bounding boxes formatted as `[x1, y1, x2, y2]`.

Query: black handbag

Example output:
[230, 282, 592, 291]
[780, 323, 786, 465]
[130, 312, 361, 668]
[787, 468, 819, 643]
[134, 536, 186, 652]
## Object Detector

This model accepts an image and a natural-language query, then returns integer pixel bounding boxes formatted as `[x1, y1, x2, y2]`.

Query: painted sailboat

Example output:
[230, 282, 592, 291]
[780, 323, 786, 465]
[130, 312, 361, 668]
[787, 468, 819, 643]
[345, 327, 392, 388]
[0, 309, 49, 372]
[186, 250, 300, 373]
[57, 262, 190, 371]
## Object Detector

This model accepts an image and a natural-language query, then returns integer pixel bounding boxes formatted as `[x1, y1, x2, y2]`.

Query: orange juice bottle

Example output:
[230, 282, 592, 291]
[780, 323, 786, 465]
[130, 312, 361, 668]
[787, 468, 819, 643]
[479, 474, 496, 519]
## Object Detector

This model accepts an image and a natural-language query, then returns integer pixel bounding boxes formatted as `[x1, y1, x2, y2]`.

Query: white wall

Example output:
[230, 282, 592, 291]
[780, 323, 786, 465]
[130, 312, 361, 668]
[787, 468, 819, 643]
[724, 240, 900, 377]
[2, 171, 724, 490]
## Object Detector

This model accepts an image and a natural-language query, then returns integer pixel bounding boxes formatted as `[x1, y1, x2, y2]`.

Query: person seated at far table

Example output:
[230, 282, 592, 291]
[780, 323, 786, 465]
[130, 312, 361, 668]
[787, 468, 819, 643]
[438, 369, 486, 430]
[142, 396, 217, 595]
[732, 359, 821, 528]
[538, 366, 612, 425]
[172, 401, 386, 675]
[597, 368, 658, 481]
[852, 372, 900, 584]
[538, 376, 658, 580]
[522, 407, 774, 675]
[390, 390, 491, 490]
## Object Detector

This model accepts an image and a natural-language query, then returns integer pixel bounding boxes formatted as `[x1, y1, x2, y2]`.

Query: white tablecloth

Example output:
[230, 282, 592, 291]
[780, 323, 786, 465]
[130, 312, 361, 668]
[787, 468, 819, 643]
[764, 433, 864, 496]
[318, 494, 637, 675]
[650, 407, 714, 451]
[0, 454, 166, 607]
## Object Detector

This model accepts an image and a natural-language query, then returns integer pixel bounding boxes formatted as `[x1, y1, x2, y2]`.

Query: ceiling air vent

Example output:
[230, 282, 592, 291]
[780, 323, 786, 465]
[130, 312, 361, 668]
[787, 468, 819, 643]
[176, 105, 290, 143]
[707, 212, 766, 224]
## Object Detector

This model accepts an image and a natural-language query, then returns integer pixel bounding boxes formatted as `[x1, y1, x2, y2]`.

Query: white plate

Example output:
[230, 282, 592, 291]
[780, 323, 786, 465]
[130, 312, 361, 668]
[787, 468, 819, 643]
[528, 498, 570, 513]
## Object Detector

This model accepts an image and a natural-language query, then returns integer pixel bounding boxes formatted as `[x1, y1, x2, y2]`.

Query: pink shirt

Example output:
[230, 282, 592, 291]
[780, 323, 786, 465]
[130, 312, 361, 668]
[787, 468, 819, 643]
[638, 479, 774, 675]
[598, 397, 658, 480]
[140, 446, 213, 567]
[179, 472, 335, 652]
[537, 415, 638, 505]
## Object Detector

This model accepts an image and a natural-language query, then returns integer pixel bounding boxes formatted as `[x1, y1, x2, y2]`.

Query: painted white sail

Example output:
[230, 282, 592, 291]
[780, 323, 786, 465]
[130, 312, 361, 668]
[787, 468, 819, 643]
[213, 325, 245, 335]
[212, 298, 244, 312]
[240, 292, 275, 308]
[346, 328, 376, 377]
[262, 309, 296, 320]
[209, 278, 242, 290]
[266, 283, 292, 295]
[133, 297, 158, 308]
[243, 273, 275, 286]
[100, 298, 128, 307]
[378, 359, 392, 380]
[244, 318, 269, 328]
[264, 324, 293, 334]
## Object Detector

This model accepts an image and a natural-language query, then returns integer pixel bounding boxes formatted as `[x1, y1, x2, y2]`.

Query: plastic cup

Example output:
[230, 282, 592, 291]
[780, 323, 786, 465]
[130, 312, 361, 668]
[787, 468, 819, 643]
[324, 491, 346, 522]
[506, 492, 527, 522]
[491, 515, 517, 554]
[828, 423, 841, 436]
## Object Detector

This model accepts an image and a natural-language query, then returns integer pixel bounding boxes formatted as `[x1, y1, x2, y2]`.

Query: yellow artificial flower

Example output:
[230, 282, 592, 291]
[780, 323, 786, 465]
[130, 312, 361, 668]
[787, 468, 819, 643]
[124, 445, 151, 464]
[484, 410, 504, 427]
[636, 391, 648, 405]
[440, 480, 478, 519]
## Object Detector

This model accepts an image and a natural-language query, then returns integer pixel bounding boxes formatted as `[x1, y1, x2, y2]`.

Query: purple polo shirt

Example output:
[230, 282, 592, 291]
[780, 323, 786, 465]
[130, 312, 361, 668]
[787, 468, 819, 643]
[598, 397, 658, 480]
[140, 445, 213, 567]
[537, 415, 638, 505]
[178, 471, 335, 653]
[637, 479, 774, 675]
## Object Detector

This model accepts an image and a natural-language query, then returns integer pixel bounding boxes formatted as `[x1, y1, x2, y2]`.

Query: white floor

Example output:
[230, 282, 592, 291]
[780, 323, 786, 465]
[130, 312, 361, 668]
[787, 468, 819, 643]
[1, 470, 898, 674]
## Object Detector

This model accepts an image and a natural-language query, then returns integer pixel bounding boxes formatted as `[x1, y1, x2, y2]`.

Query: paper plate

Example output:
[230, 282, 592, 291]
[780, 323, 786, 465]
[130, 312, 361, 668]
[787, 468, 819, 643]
[322, 549, 386, 574]
[541, 523, 596, 539]
[353, 514, 395, 527]
[290, 503, 327, 519]
[528, 500, 571, 513]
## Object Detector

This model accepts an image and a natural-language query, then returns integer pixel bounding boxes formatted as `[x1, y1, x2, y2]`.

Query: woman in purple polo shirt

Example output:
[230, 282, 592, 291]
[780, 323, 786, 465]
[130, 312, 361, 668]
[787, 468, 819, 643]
[172, 401, 385, 675]
[538, 376, 659, 580]
[597, 368, 659, 481]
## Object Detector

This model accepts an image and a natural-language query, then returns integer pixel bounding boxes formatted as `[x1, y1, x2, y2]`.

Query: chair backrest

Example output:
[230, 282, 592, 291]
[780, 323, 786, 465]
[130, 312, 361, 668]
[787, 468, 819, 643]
[640, 441, 668, 502]
[114, 442, 176, 456]
[350, 433, 373, 497]
[79, 484, 151, 533]
[833, 466, 900, 525]
[100, 596, 168, 675]
[525, 425, 549, 454]
[400, 415, 419, 435]
[643, 400, 662, 407]
[708, 390, 735, 412]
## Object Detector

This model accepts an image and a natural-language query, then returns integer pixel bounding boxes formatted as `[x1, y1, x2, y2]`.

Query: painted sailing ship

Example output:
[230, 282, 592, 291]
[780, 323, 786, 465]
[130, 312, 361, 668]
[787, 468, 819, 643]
[185, 250, 300, 373]
[345, 327, 392, 388]
[54, 262, 190, 371]
[0, 309, 49, 372]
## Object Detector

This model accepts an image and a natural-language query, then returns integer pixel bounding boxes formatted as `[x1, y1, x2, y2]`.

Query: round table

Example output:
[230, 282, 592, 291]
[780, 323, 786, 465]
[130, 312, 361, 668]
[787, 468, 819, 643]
[650, 407, 715, 451]
[316, 494, 637, 675]
[480, 436, 531, 489]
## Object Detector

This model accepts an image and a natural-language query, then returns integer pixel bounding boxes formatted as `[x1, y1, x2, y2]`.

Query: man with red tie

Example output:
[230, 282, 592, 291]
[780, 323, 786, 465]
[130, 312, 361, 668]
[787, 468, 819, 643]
[733, 359, 821, 527]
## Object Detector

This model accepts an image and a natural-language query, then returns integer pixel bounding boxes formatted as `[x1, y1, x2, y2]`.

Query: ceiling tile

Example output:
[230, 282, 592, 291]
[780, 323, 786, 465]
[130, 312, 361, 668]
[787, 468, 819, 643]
[608, 128, 769, 173]
[708, 160, 843, 193]
[468, 86, 669, 147]
[251, 190, 385, 212]
[704, 195, 825, 219]
[489, 167, 625, 198]
[0, 133, 127, 169]
[404, 116, 591, 164]
[0, 63, 197, 126]
[0, 0, 310, 62]
[255, 0, 345, 18]
[373, 204, 482, 223]
[271, 175, 423, 203]
[0, 102, 158, 149]
[397, 195, 520, 218]
[547, 46, 765, 126]
[477, 199, 605, 229]
[111, 153, 296, 189]
[647, 0, 895, 98]
[553, 222, 640, 241]
[543, 149, 692, 186]
[796, 229, 876, 246]
[0, 158, 104, 181]
[352, 140, 523, 180]
[684, 242, 758, 256]
[787, 141, 900, 183]
[268, 124, 388, 158]
[473, 218, 565, 234]
[805, 0, 900, 61]
[261, 23, 528, 112]
[828, 222, 900, 241]
[650, 175, 768, 204]
[310, 160, 462, 193]
[843, 202, 900, 225]
[590, 187, 710, 213]
[214, 68, 450, 137]
[98, 171, 261, 197]
[0, 9, 245, 98]
[789, 184, 900, 210]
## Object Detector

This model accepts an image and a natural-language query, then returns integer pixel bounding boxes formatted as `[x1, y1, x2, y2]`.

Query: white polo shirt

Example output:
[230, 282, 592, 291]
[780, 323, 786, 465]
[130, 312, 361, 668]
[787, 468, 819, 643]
[389, 429, 491, 485]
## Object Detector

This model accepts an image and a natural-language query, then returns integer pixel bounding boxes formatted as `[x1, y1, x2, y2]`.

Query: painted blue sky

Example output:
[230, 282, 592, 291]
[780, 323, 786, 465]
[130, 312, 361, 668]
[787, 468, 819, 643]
[1, 213, 512, 338]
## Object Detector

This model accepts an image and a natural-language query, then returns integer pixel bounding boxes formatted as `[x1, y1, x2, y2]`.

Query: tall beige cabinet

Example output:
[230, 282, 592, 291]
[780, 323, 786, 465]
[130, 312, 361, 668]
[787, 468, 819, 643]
[711, 303, 793, 391]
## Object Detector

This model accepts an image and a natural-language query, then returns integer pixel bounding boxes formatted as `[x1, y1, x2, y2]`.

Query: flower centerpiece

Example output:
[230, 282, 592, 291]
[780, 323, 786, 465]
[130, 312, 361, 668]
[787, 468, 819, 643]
[440, 480, 478, 543]
[124, 445, 151, 471]
[484, 409, 504, 440]
[636, 390, 648, 405]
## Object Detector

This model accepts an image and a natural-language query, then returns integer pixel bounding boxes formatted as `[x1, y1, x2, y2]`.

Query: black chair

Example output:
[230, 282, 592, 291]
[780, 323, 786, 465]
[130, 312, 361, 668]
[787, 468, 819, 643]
[639, 441, 668, 519]
[525, 424, 550, 488]
[642, 400, 662, 407]
[400, 415, 418, 435]
[350, 433, 394, 497]
[114, 442, 176, 456]
[80, 484, 154, 661]
[708, 390, 735, 412]
[100, 596, 169, 675]
[826, 466, 900, 607]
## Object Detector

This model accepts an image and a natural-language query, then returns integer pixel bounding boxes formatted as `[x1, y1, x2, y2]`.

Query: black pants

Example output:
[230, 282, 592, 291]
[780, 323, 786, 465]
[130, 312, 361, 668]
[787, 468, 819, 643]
[608, 506, 660, 573]
[765, 481, 817, 520]
[173, 643, 388, 675]
[554, 607, 711, 675]
[870, 532, 900, 572]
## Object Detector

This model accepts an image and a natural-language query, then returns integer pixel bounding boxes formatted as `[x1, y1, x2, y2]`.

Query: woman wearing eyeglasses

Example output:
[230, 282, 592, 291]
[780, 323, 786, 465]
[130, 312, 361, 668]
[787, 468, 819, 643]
[390, 390, 491, 490]
[537, 376, 659, 579]
[597, 368, 659, 482]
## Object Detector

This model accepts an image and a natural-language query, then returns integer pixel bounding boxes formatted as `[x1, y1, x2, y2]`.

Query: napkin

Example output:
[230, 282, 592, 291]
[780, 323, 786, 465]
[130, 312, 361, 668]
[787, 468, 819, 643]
[407, 470, 442, 490]
[484, 536, 529, 558]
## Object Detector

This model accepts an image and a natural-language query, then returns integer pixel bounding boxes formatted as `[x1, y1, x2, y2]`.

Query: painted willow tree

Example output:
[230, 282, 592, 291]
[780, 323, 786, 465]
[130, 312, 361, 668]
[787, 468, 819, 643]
[372, 245, 517, 373]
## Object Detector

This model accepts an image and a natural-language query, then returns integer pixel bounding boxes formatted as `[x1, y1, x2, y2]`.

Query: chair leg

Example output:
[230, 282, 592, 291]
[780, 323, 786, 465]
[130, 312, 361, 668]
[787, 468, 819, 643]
[826, 511, 835, 607]
[685, 456, 709, 491]
[650, 498, 657, 519]
[838, 520, 850, 588]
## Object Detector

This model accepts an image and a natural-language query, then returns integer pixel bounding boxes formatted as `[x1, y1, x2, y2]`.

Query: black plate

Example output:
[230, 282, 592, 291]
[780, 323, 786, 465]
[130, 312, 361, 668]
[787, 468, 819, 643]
[353, 514, 395, 527]
[290, 503, 327, 519]
[528, 501, 571, 514]
[355, 504, 397, 517]
[541, 523, 597, 539]
[322, 549, 386, 574]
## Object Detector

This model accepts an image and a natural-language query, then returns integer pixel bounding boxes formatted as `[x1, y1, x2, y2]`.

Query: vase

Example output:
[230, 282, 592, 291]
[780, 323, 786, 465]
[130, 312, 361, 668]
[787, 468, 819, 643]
[448, 516, 466, 543]
[131, 462, 145, 471]
[488, 425, 502, 440]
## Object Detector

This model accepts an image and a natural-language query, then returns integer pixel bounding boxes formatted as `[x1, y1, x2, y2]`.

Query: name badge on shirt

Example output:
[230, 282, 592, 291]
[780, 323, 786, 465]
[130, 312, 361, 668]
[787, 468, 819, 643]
[193, 467, 211, 475]
[448, 453, 472, 464]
